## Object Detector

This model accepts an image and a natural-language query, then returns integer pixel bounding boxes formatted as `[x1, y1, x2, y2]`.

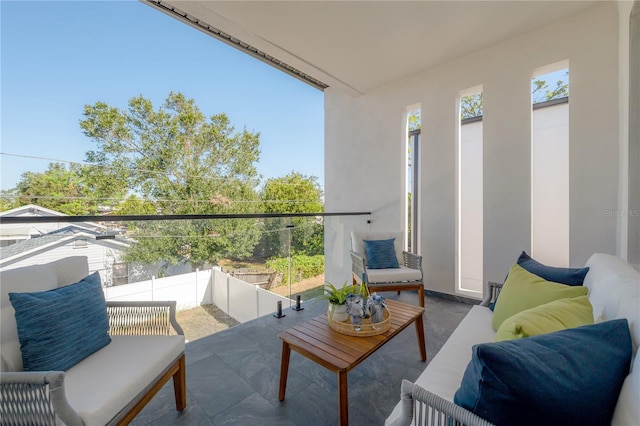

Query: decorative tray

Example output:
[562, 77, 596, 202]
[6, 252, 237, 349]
[328, 309, 391, 337]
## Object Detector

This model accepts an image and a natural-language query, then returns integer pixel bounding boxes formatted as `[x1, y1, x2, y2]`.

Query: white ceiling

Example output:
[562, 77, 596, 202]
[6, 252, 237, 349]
[148, 1, 602, 94]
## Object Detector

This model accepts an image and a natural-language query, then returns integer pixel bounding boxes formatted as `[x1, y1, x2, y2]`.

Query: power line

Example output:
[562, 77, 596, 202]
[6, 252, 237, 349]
[0, 151, 325, 188]
[124, 224, 311, 239]
[0, 211, 367, 225]
[0, 194, 321, 204]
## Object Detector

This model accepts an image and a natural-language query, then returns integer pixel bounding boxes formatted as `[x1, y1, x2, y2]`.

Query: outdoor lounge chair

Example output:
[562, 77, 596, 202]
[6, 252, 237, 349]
[350, 231, 424, 307]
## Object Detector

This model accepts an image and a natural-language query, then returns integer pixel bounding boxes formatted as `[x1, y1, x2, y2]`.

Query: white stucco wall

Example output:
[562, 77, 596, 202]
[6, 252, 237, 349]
[532, 102, 569, 267]
[458, 119, 483, 296]
[325, 3, 625, 296]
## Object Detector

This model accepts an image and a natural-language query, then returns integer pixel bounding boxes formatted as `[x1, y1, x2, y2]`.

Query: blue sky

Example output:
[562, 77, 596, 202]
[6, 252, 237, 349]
[0, 0, 325, 192]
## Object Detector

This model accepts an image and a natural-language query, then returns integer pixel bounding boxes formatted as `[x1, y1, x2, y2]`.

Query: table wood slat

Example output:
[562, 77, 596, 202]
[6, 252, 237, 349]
[285, 328, 358, 365]
[295, 322, 375, 356]
[303, 318, 381, 349]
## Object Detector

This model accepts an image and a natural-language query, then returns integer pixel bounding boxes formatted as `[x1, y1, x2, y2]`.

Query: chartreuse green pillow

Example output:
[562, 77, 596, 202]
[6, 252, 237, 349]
[494, 295, 594, 342]
[492, 264, 588, 331]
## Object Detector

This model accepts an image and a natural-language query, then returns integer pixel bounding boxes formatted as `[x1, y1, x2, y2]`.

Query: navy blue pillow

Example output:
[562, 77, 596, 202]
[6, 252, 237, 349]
[10, 272, 111, 371]
[364, 238, 400, 269]
[517, 251, 589, 286]
[454, 319, 632, 426]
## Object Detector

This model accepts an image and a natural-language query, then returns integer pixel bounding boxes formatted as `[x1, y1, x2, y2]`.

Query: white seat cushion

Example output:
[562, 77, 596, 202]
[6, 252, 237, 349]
[411, 306, 495, 400]
[366, 266, 422, 284]
[1, 257, 89, 372]
[385, 305, 495, 425]
[613, 347, 640, 426]
[64, 335, 185, 425]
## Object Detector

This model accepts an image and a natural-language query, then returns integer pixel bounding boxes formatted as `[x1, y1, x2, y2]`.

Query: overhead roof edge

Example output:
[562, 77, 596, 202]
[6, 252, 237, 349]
[142, 0, 329, 91]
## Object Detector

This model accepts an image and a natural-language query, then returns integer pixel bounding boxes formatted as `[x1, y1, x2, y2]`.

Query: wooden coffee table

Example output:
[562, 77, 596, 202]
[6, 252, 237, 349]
[278, 299, 426, 425]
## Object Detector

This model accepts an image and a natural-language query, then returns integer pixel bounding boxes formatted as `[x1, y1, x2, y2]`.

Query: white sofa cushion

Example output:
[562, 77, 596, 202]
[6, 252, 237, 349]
[584, 253, 639, 319]
[64, 335, 185, 425]
[385, 305, 495, 424]
[582, 252, 640, 424]
[613, 351, 640, 426]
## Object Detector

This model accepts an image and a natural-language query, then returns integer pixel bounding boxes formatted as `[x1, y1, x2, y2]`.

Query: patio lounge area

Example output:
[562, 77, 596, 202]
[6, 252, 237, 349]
[131, 292, 472, 425]
[0, 1, 637, 424]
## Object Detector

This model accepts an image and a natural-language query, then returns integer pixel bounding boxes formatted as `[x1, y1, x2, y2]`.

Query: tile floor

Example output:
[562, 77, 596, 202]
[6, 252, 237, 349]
[131, 292, 473, 426]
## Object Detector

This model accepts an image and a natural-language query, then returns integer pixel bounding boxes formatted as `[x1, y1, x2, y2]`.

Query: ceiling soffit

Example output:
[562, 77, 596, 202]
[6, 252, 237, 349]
[144, 1, 602, 95]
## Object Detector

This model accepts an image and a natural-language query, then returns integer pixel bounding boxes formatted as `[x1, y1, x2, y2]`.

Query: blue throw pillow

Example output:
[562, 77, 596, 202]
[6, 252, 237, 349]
[454, 319, 632, 426]
[517, 251, 589, 286]
[364, 238, 400, 269]
[10, 272, 111, 371]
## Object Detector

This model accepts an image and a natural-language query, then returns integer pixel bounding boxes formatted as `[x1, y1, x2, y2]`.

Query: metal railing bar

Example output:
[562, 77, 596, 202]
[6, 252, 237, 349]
[0, 211, 371, 225]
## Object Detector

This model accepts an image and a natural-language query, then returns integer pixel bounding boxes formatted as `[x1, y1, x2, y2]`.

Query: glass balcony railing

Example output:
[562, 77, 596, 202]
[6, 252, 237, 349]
[0, 212, 369, 340]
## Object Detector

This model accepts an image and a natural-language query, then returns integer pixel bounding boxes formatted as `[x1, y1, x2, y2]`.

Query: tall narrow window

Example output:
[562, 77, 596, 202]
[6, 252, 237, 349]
[531, 62, 569, 266]
[457, 88, 483, 296]
[406, 107, 421, 253]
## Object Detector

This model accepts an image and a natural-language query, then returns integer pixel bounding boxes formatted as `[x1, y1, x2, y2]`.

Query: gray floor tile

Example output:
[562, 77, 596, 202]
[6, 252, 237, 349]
[132, 293, 471, 425]
[212, 392, 296, 426]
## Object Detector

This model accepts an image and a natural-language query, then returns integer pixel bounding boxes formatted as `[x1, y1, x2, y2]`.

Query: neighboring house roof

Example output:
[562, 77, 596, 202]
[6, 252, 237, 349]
[0, 204, 72, 218]
[0, 225, 130, 268]
[0, 204, 106, 235]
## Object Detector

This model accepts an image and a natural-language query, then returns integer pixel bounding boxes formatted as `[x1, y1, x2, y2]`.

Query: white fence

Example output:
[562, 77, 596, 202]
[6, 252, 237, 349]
[103, 268, 293, 324]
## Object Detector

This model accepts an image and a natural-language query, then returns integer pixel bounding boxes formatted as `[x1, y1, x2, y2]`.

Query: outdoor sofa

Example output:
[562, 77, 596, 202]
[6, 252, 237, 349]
[386, 253, 640, 426]
[0, 256, 186, 425]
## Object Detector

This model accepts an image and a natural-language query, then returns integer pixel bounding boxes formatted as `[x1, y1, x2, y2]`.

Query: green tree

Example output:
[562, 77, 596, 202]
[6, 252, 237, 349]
[408, 109, 421, 131]
[260, 172, 324, 257]
[113, 195, 157, 233]
[13, 162, 114, 215]
[0, 189, 18, 211]
[461, 93, 483, 120]
[80, 92, 263, 268]
[116, 195, 157, 216]
[532, 74, 569, 103]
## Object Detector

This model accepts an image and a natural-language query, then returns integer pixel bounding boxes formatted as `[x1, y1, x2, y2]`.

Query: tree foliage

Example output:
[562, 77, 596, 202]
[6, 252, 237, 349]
[408, 109, 421, 132]
[0, 189, 18, 211]
[79, 92, 263, 267]
[260, 172, 324, 257]
[461, 93, 483, 120]
[13, 163, 117, 215]
[116, 195, 156, 216]
[532, 74, 569, 103]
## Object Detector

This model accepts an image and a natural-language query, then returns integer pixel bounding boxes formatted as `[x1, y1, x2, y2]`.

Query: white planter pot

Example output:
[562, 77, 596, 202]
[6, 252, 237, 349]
[329, 304, 349, 322]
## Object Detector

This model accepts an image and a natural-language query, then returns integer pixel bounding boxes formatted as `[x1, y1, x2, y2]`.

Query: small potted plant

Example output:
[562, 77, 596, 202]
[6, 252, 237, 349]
[318, 282, 354, 322]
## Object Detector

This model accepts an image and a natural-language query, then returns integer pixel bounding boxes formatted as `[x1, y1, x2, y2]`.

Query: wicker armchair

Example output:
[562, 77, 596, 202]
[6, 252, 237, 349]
[0, 258, 186, 426]
[1, 300, 185, 426]
[350, 231, 424, 307]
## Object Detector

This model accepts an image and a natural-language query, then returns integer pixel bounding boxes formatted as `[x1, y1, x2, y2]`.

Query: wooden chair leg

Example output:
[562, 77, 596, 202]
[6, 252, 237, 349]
[173, 354, 187, 411]
[117, 354, 186, 425]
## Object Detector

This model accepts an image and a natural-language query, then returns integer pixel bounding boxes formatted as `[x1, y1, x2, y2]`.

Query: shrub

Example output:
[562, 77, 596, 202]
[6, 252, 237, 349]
[266, 254, 324, 284]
